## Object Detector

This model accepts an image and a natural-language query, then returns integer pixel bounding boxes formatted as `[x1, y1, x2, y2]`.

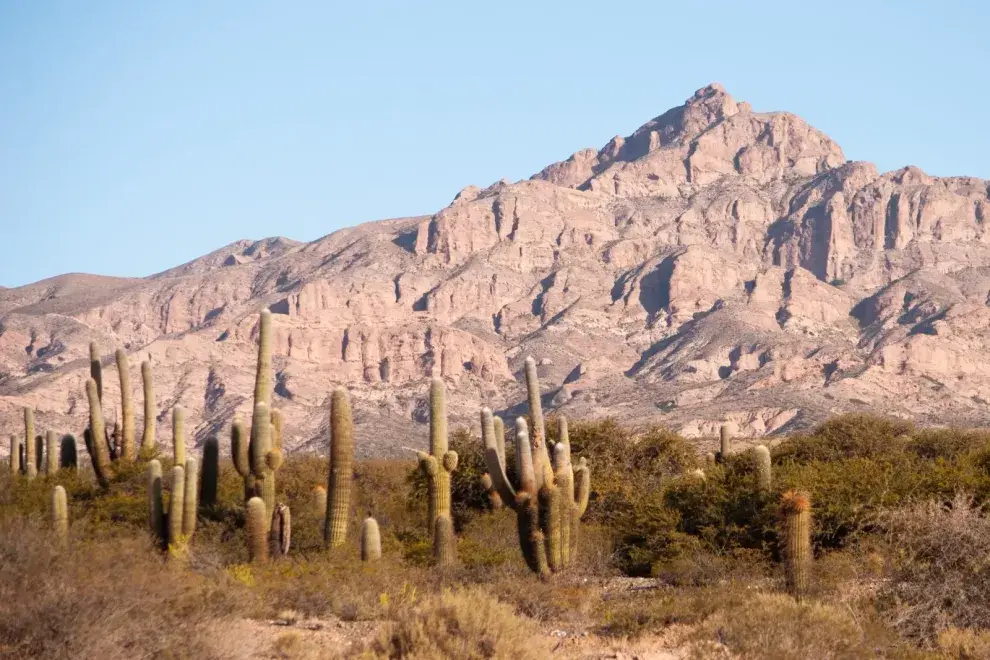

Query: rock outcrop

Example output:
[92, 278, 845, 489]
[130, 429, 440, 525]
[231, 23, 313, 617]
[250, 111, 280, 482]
[3, 83, 990, 456]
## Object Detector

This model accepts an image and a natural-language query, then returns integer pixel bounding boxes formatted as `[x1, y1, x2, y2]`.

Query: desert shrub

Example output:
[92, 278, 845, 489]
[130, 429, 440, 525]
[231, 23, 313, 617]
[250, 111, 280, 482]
[360, 586, 549, 659]
[773, 413, 914, 464]
[877, 493, 990, 643]
[905, 428, 990, 461]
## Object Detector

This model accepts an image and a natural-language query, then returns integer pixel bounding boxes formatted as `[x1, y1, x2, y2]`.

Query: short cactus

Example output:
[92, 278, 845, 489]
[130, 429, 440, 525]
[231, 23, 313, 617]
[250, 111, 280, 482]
[754, 445, 772, 492]
[148, 460, 165, 546]
[231, 416, 255, 502]
[172, 406, 186, 467]
[9, 435, 18, 476]
[271, 503, 291, 557]
[201, 437, 219, 507]
[52, 485, 68, 548]
[182, 457, 199, 538]
[312, 485, 328, 517]
[780, 489, 812, 601]
[60, 434, 77, 469]
[89, 342, 103, 402]
[115, 349, 135, 460]
[324, 387, 354, 548]
[361, 517, 382, 562]
[141, 360, 156, 454]
[85, 378, 111, 488]
[418, 378, 458, 536]
[23, 407, 36, 479]
[245, 496, 269, 563]
[482, 408, 591, 576]
[45, 430, 58, 475]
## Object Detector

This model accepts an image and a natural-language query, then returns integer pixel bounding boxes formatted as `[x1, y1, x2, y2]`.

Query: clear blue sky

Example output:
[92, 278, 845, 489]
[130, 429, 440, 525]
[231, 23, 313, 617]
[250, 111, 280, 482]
[1, 1, 987, 288]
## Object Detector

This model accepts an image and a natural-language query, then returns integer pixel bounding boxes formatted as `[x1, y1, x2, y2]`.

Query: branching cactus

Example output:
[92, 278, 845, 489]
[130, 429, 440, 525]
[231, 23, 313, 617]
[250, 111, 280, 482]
[417, 378, 458, 561]
[523, 357, 551, 489]
[115, 349, 135, 461]
[52, 485, 68, 548]
[231, 416, 255, 501]
[780, 489, 812, 601]
[23, 407, 36, 479]
[482, 410, 591, 576]
[271, 503, 291, 557]
[250, 402, 280, 520]
[148, 460, 165, 546]
[141, 360, 156, 455]
[201, 437, 219, 507]
[324, 387, 354, 548]
[89, 342, 103, 403]
[85, 378, 111, 488]
[246, 496, 269, 563]
[755, 445, 772, 492]
[60, 434, 77, 469]
[46, 430, 58, 475]
[9, 435, 19, 476]
[172, 406, 186, 467]
[361, 517, 381, 562]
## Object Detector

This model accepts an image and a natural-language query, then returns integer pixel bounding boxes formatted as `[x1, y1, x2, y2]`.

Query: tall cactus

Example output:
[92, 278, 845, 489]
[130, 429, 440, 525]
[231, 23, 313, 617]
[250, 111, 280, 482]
[324, 387, 354, 548]
[23, 407, 36, 479]
[148, 459, 165, 546]
[9, 435, 18, 476]
[361, 517, 382, 562]
[60, 434, 77, 469]
[781, 490, 812, 601]
[45, 430, 58, 475]
[250, 402, 278, 520]
[141, 360, 156, 455]
[182, 457, 199, 537]
[172, 406, 186, 467]
[254, 309, 273, 411]
[523, 356, 551, 489]
[271, 503, 291, 557]
[201, 437, 219, 507]
[85, 378, 111, 488]
[755, 445, 772, 492]
[417, 378, 458, 565]
[246, 496, 269, 563]
[231, 416, 254, 501]
[482, 409, 591, 576]
[52, 485, 68, 548]
[114, 349, 135, 460]
[34, 435, 44, 474]
[89, 342, 103, 403]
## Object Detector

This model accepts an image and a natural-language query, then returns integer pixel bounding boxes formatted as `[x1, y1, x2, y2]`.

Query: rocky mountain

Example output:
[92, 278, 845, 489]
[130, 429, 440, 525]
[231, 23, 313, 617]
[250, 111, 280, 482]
[3, 83, 990, 458]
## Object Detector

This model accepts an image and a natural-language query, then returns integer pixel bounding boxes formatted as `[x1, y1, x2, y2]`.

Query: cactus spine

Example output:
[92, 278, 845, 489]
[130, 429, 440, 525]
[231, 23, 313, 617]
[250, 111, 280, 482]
[23, 407, 36, 479]
[45, 430, 58, 475]
[115, 349, 135, 460]
[172, 406, 186, 467]
[250, 402, 277, 520]
[781, 490, 812, 601]
[246, 496, 269, 563]
[85, 378, 111, 488]
[523, 356, 551, 489]
[417, 378, 458, 564]
[141, 360, 156, 454]
[60, 434, 77, 469]
[52, 485, 68, 548]
[482, 408, 591, 576]
[755, 445, 772, 492]
[182, 457, 199, 537]
[231, 417, 254, 501]
[201, 436, 219, 507]
[717, 423, 733, 463]
[9, 435, 19, 475]
[253, 309, 272, 411]
[148, 459, 165, 545]
[89, 342, 103, 402]
[361, 517, 382, 562]
[325, 387, 354, 548]
[271, 503, 291, 557]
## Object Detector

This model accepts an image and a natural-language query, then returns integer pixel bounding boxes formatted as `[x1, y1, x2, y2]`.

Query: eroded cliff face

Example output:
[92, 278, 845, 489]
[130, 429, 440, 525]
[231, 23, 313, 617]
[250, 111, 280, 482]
[3, 83, 990, 457]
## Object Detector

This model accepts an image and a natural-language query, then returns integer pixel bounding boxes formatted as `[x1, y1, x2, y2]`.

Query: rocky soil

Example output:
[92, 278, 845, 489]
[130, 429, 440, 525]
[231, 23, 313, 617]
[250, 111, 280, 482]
[3, 83, 990, 458]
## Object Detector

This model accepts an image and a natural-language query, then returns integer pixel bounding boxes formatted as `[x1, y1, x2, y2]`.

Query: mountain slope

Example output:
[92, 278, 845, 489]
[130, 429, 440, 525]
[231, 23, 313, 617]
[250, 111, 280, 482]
[3, 83, 990, 457]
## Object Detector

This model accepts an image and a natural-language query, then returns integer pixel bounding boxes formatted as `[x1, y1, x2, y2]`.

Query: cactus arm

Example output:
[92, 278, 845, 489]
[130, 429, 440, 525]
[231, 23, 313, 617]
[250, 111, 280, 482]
[493, 416, 506, 468]
[141, 360, 156, 453]
[172, 406, 186, 467]
[573, 457, 591, 518]
[23, 408, 36, 479]
[524, 356, 549, 489]
[481, 408, 517, 506]
[85, 379, 111, 488]
[515, 417, 536, 497]
[182, 457, 198, 538]
[168, 465, 185, 551]
[115, 349, 135, 460]
[89, 342, 103, 402]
